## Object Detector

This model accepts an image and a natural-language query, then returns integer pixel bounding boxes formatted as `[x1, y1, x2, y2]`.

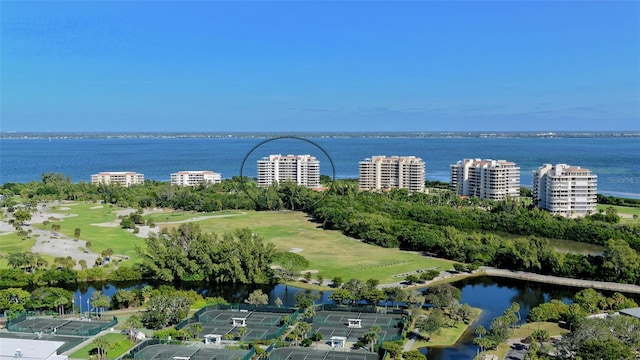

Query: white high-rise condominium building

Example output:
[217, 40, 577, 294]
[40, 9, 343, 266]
[359, 156, 425, 192]
[532, 164, 597, 217]
[450, 159, 520, 201]
[170, 171, 222, 187]
[257, 154, 320, 188]
[91, 172, 144, 187]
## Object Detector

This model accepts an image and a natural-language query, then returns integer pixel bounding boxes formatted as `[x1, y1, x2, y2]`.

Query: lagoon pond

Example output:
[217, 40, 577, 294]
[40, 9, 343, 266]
[70, 276, 638, 360]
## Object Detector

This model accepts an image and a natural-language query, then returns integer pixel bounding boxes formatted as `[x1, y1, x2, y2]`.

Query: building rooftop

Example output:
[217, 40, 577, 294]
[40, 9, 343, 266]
[0, 338, 65, 360]
[619, 307, 640, 319]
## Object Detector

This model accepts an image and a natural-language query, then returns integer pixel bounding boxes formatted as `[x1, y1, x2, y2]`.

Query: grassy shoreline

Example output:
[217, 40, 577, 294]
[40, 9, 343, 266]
[411, 307, 482, 349]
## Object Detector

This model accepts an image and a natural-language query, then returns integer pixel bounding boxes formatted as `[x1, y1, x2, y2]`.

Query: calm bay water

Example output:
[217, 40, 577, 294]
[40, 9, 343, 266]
[1, 136, 639, 198]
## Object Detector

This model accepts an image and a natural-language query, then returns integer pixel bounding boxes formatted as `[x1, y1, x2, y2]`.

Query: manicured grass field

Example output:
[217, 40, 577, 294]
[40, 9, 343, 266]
[7, 203, 454, 284]
[144, 210, 222, 223]
[596, 204, 640, 224]
[0, 233, 36, 267]
[185, 210, 455, 284]
[69, 333, 135, 360]
[33, 203, 145, 259]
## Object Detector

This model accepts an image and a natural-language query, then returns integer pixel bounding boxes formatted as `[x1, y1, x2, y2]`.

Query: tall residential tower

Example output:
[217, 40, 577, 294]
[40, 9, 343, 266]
[450, 159, 520, 201]
[532, 164, 597, 217]
[359, 156, 425, 192]
[257, 154, 320, 188]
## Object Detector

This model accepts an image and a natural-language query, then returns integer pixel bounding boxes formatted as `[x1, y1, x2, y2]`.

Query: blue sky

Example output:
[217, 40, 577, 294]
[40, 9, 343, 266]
[1, 1, 638, 132]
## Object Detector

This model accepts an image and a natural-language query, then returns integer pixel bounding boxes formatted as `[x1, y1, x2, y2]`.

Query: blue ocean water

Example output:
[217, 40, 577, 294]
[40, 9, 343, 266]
[1, 136, 639, 198]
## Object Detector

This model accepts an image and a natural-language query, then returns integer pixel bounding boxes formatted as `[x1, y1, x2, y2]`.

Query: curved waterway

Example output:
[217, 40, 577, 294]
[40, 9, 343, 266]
[69, 277, 639, 360]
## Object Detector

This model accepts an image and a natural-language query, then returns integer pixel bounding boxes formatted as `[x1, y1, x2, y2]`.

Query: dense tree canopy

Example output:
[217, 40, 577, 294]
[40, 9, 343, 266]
[139, 224, 276, 284]
[2, 174, 640, 286]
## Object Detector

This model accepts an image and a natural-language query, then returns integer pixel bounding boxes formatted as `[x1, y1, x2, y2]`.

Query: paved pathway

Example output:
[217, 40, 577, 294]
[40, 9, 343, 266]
[481, 267, 640, 294]
[402, 330, 418, 352]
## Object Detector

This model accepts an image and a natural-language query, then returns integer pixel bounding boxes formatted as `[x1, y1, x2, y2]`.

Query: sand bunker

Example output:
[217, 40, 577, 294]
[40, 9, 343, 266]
[289, 248, 304, 253]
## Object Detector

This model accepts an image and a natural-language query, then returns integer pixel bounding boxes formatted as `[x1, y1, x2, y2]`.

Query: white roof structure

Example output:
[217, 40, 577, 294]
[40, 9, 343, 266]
[0, 338, 66, 360]
[619, 307, 640, 319]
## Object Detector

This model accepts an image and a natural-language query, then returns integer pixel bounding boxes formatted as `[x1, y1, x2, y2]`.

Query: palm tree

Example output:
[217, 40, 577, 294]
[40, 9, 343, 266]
[187, 323, 203, 339]
[294, 322, 311, 346]
[54, 296, 69, 317]
[237, 326, 248, 341]
[92, 335, 109, 360]
[474, 325, 488, 352]
[363, 325, 381, 352]
[90, 291, 111, 318]
[124, 315, 143, 341]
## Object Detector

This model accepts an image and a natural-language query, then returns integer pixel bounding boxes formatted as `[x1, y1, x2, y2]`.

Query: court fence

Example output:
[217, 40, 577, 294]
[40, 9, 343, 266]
[6, 311, 28, 329]
[313, 304, 404, 315]
[176, 306, 300, 342]
[121, 339, 255, 360]
[122, 339, 161, 359]
[7, 314, 118, 337]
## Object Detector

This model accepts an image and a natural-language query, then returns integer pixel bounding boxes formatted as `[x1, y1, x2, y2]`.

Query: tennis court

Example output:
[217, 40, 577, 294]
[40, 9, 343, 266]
[269, 348, 379, 360]
[196, 322, 272, 341]
[313, 312, 402, 328]
[134, 344, 249, 360]
[198, 310, 283, 327]
[194, 310, 285, 341]
[310, 311, 404, 344]
[311, 326, 369, 341]
[9, 317, 115, 337]
[197, 310, 242, 325]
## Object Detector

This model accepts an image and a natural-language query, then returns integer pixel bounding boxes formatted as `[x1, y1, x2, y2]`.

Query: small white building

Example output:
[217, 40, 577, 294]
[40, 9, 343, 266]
[170, 171, 222, 187]
[91, 172, 144, 187]
[204, 334, 222, 345]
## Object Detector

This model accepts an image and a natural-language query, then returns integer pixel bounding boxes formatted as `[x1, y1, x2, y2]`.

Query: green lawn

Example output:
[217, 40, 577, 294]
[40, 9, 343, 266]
[144, 210, 224, 223]
[69, 333, 135, 360]
[412, 308, 482, 348]
[187, 210, 455, 284]
[596, 204, 640, 224]
[0, 233, 36, 267]
[32, 203, 145, 260]
[7, 203, 455, 284]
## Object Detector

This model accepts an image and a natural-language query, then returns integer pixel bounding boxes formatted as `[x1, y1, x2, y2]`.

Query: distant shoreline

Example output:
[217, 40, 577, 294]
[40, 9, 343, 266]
[1, 130, 640, 140]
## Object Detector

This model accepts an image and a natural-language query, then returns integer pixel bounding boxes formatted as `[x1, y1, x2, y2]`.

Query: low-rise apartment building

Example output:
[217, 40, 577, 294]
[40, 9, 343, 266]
[450, 159, 520, 201]
[359, 155, 425, 192]
[90, 172, 144, 187]
[532, 163, 597, 217]
[170, 171, 222, 186]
